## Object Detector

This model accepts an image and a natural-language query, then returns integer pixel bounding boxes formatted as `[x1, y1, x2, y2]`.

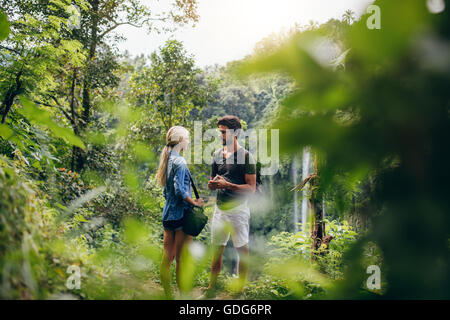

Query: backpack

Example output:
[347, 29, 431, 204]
[245, 150, 263, 194]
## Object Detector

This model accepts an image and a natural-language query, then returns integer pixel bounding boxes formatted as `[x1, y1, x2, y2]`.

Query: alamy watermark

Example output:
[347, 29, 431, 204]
[175, 121, 280, 176]
[66, 265, 81, 290]
[366, 265, 381, 290]
[366, 5, 381, 30]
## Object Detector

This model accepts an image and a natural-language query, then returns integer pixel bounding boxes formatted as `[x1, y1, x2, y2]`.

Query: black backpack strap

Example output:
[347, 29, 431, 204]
[187, 170, 200, 200]
[245, 149, 261, 185]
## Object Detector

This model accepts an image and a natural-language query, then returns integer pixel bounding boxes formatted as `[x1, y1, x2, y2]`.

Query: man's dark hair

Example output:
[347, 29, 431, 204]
[217, 115, 241, 130]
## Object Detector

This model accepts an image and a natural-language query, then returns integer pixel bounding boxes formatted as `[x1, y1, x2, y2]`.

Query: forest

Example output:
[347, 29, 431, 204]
[0, 0, 449, 300]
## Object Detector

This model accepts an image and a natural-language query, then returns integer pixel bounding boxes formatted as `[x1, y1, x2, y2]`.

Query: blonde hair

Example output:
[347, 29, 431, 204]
[156, 126, 190, 186]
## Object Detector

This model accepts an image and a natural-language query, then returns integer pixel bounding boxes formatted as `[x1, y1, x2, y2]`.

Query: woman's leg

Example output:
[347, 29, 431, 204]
[174, 229, 192, 292]
[160, 228, 176, 298]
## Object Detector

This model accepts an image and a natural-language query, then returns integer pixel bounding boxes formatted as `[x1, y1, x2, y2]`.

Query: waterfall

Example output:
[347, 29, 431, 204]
[292, 154, 299, 232]
[301, 147, 311, 231]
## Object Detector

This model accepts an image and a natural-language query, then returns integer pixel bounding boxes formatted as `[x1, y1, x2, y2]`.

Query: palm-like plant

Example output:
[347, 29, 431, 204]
[342, 9, 356, 25]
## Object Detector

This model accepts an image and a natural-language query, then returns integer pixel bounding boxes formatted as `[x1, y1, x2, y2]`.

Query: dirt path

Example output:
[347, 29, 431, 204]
[144, 278, 235, 300]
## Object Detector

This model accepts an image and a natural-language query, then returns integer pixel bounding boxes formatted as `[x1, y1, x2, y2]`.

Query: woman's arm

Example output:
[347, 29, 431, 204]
[173, 162, 190, 200]
[184, 195, 204, 207]
[173, 161, 204, 206]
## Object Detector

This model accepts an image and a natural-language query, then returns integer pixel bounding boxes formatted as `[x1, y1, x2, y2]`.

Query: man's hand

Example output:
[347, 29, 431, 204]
[209, 174, 255, 193]
[213, 175, 229, 189]
[208, 175, 229, 190]
[208, 176, 218, 190]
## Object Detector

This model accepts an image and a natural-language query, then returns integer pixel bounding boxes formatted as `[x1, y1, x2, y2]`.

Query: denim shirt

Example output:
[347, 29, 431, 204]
[162, 150, 192, 221]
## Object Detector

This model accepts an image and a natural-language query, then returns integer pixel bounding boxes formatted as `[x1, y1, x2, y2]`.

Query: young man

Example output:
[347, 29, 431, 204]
[203, 115, 256, 298]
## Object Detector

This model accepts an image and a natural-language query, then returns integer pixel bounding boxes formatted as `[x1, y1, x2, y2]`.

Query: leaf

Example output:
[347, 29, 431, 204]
[75, 214, 88, 222]
[0, 124, 14, 140]
[19, 96, 85, 150]
[0, 10, 10, 41]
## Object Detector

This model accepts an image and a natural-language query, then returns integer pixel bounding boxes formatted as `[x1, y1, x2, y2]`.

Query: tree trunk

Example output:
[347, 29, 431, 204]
[310, 196, 325, 252]
[76, 0, 99, 170]
[1, 70, 23, 124]
[69, 68, 82, 172]
[309, 153, 332, 260]
[81, 0, 99, 128]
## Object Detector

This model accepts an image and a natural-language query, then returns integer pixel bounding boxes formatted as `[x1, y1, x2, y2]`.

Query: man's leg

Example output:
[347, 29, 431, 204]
[208, 207, 229, 292]
[236, 244, 249, 284]
[229, 205, 250, 293]
[208, 245, 226, 290]
[233, 244, 249, 293]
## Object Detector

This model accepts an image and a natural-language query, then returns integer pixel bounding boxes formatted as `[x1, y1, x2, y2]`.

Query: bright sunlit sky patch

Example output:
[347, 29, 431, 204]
[117, 0, 374, 67]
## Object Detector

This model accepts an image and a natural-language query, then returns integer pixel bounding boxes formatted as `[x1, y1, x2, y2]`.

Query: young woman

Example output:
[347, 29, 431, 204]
[156, 126, 204, 298]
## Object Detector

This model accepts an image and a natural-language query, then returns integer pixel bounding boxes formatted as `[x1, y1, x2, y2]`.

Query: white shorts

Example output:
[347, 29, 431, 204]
[211, 201, 250, 248]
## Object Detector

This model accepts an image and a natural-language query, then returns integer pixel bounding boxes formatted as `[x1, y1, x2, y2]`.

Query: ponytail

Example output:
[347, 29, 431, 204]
[156, 145, 171, 186]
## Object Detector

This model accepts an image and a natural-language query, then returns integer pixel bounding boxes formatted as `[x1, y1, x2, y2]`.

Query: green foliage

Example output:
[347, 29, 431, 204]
[214, 220, 361, 300]
[0, 10, 9, 40]
[201, 63, 293, 127]
[0, 1, 86, 120]
[129, 40, 210, 131]
[0, 156, 66, 299]
[267, 220, 358, 280]
[2, 0, 448, 301]
[315, 220, 358, 279]
[53, 167, 89, 203]
[0, 154, 164, 299]
[19, 97, 85, 149]
[239, 0, 450, 298]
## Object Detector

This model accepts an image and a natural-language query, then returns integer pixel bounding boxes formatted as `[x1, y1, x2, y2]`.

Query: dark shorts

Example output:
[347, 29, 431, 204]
[162, 216, 185, 231]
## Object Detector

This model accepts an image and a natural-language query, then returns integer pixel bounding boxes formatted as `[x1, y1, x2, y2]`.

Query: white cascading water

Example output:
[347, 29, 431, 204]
[292, 154, 299, 232]
[301, 147, 311, 231]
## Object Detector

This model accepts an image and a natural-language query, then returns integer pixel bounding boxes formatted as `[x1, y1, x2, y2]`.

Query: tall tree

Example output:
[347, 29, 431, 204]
[129, 39, 208, 131]
[62, 0, 199, 170]
[75, 0, 199, 129]
[0, 0, 85, 124]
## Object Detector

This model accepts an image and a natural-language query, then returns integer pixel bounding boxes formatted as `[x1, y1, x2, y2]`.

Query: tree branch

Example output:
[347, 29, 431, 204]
[0, 44, 21, 55]
[290, 173, 319, 192]
[98, 18, 163, 40]
[34, 97, 74, 127]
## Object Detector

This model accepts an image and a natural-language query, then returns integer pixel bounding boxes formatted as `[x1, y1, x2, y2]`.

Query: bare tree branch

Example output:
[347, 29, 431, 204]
[34, 97, 74, 127]
[0, 44, 21, 55]
[98, 18, 163, 40]
[290, 173, 319, 192]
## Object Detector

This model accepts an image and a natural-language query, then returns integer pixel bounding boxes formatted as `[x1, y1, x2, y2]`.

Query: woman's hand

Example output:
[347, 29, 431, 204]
[184, 196, 204, 207]
[194, 198, 205, 207]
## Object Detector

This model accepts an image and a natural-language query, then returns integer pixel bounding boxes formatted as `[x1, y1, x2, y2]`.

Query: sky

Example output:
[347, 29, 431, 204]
[117, 0, 374, 68]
